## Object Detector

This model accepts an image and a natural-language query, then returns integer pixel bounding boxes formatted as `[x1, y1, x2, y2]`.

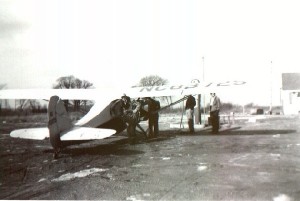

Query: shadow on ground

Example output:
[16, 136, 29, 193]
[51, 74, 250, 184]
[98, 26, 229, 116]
[200, 128, 296, 136]
[43, 133, 176, 158]
[178, 126, 296, 136]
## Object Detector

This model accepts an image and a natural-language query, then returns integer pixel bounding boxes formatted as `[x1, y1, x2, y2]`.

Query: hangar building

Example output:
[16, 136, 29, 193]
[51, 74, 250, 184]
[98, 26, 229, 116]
[281, 73, 300, 115]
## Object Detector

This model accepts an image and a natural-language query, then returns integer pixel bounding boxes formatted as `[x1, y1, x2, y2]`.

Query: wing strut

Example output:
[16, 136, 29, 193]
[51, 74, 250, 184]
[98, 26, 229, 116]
[136, 123, 147, 137]
[152, 95, 191, 114]
[136, 95, 194, 139]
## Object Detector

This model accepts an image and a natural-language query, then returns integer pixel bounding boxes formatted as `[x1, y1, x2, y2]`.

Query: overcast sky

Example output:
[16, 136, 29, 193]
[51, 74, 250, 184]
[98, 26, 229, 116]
[0, 0, 299, 105]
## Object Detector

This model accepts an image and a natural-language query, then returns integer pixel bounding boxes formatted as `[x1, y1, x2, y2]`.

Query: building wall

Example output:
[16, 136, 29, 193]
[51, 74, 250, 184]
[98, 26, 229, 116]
[282, 91, 300, 115]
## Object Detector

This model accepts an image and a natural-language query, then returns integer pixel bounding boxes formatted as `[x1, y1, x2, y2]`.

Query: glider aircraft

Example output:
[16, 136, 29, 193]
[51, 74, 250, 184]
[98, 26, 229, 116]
[0, 80, 246, 158]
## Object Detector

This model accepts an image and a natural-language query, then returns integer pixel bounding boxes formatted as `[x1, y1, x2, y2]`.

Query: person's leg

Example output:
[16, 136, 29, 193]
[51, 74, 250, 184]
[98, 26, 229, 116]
[211, 111, 219, 133]
[210, 112, 215, 133]
[216, 111, 220, 133]
[127, 124, 137, 144]
[153, 114, 159, 137]
[187, 109, 194, 133]
[210, 111, 215, 133]
[124, 114, 136, 144]
[190, 110, 195, 133]
[148, 116, 154, 138]
[188, 119, 194, 133]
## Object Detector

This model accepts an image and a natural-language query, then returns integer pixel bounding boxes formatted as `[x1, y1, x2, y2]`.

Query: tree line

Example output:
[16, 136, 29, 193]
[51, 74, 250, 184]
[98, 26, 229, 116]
[53, 75, 94, 111]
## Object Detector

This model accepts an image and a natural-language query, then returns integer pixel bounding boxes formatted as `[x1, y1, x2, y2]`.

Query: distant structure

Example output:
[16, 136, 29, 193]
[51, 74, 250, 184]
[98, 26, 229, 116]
[0, 84, 9, 110]
[281, 73, 300, 115]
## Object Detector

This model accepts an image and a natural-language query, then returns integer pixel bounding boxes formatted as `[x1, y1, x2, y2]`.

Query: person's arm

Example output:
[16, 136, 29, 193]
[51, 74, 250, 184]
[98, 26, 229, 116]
[192, 97, 196, 108]
[133, 101, 141, 113]
[216, 97, 221, 111]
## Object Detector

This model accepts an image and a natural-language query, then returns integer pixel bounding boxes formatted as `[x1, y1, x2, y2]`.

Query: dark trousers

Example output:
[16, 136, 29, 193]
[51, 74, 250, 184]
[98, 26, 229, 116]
[210, 110, 220, 133]
[188, 119, 194, 133]
[149, 114, 159, 137]
[123, 113, 139, 143]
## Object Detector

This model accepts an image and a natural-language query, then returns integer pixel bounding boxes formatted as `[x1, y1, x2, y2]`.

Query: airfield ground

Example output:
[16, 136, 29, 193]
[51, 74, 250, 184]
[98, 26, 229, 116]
[0, 114, 300, 200]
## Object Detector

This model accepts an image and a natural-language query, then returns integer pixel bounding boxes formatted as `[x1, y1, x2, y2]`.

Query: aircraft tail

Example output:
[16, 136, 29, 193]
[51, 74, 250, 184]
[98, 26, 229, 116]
[47, 96, 73, 152]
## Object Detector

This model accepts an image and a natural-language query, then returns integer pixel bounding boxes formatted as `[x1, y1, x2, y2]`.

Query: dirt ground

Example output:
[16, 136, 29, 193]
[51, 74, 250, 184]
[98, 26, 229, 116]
[1, 114, 300, 200]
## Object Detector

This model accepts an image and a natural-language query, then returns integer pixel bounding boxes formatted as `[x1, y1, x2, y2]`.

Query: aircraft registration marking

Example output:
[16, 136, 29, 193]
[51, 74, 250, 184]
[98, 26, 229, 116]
[136, 81, 246, 93]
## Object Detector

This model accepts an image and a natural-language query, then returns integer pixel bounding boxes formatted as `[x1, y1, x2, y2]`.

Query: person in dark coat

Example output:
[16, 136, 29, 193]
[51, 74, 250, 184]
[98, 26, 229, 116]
[185, 95, 196, 133]
[143, 97, 160, 138]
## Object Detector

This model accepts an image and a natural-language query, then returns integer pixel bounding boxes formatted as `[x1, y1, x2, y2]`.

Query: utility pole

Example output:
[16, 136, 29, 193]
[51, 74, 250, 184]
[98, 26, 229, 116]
[202, 56, 206, 125]
[198, 93, 201, 124]
[191, 79, 201, 124]
[270, 61, 273, 115]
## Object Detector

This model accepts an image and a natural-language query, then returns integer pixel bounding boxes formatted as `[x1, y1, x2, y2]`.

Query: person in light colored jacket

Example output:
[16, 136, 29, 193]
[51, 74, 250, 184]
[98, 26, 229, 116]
[209, 93, 221, 134]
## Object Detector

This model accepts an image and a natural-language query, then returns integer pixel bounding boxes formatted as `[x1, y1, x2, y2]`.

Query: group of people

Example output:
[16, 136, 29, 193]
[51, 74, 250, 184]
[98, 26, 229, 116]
[111, 95, 160, 144]
[185, 93, 221, 134]
[113, 92, 221, 144]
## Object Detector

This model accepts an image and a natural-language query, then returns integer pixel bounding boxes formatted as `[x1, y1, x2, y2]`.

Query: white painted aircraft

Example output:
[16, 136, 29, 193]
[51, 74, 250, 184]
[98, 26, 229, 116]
[0, 80, 246, 158]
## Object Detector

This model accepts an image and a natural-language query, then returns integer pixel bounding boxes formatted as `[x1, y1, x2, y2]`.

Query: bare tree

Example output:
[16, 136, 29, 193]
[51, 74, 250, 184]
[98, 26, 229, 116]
[53, 75, 94, 111]
[13, 99, 42, 115]
[137, 75, 172, 105]
[138, 75, 168, 86]
[28, 100, 42, 113]
[17, 99, 28, 111]
[53, 75, 76, 89]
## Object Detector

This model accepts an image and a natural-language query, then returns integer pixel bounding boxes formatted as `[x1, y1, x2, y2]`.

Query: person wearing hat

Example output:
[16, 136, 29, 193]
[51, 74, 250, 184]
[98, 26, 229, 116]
[209, 93, 221, 134]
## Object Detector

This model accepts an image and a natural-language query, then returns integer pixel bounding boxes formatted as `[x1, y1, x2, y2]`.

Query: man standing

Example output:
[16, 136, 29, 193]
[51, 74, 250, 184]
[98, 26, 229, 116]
[144, 97, 160, 138]
[185, 95, 196, 133]
[209, 93, 221, 134]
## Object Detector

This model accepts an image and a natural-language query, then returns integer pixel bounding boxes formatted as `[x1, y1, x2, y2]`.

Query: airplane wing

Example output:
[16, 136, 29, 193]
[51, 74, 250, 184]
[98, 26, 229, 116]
[10, 128, 49, 140]
[60, 127, 116, 140]
[0, 88, 117, 100]
[0, 81, 247, 100]
[10, 127, 116, 140]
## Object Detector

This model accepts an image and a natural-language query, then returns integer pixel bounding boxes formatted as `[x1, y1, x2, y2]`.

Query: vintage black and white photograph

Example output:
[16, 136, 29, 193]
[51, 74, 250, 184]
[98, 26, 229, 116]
[0, 0, 300, 200]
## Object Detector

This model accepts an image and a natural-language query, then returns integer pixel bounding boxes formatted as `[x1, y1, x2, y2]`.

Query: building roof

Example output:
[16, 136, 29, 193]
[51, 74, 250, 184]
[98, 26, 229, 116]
[282, 73, 300, 90]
